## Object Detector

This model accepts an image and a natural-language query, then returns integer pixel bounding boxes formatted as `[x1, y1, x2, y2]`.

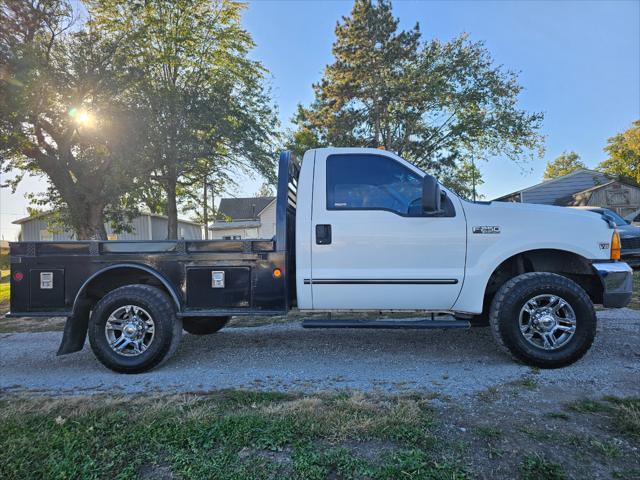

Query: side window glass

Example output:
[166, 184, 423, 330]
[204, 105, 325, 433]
[326, 154, 423, 216]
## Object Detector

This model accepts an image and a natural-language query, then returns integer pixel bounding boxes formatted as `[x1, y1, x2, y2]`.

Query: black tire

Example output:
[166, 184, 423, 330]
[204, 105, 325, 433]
[183, 316, 230, 335]
[489, 272, 596, 369]
[88, 285, 182, 373]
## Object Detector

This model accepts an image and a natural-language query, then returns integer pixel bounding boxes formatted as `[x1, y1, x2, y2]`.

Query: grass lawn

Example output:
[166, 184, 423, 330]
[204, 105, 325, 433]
[0, 391, 638, 480]
[0, 391, 467, 480]
[0, 270, 10, 314]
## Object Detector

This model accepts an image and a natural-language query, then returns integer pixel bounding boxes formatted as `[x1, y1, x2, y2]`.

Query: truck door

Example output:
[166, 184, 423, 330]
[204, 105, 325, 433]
[310, 150, 466, 310]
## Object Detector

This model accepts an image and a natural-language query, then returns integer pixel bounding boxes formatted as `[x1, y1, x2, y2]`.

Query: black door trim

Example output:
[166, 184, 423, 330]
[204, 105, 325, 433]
[303, 278, 458, 285]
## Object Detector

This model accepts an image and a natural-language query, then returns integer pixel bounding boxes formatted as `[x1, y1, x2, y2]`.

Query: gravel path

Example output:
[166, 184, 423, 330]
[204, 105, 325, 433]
[1, 310, 639, 398]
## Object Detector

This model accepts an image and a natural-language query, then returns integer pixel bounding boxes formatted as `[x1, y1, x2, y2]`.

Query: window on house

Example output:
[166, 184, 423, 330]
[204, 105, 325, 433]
[222, 235, 241, 240]
[326, 154, 423, 216]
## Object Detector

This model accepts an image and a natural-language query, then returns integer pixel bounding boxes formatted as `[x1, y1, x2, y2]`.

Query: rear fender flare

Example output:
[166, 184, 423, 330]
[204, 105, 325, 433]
[58, 264, 181, 356]
[72, 263, 182, 316]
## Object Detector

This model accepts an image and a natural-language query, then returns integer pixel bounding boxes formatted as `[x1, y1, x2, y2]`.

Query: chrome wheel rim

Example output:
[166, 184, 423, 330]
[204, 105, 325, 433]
[104, 305, 155, 356]
[519, 294, 576, 350]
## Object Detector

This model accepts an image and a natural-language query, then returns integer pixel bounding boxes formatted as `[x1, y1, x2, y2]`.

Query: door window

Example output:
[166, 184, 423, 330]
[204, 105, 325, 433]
[326, 154, 423, 216]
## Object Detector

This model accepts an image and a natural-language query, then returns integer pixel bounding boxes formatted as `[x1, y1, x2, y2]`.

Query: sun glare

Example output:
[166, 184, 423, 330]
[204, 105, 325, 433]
[69, 107, 94, 127]
[77, 112, 90, 124]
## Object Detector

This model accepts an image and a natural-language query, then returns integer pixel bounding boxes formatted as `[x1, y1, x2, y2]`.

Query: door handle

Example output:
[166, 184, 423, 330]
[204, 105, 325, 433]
[316, 224, 332, 245]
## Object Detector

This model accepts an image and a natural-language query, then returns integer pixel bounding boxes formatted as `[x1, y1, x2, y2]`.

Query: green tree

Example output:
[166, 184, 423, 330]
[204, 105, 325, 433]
[290, 0, 544, 196]
[88, 0, 279, 239]
[0, 0, 147, 239]
[598, 120, 640, 184]
[179, 155, 233, 238]
[543, 151, 586, 180]
[447, 160, 484, 200]
[254, 182, 274, 197]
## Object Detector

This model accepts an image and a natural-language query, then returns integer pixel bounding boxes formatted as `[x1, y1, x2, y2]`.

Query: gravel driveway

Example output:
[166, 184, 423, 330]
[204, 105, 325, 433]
[1, 309, 639, 398]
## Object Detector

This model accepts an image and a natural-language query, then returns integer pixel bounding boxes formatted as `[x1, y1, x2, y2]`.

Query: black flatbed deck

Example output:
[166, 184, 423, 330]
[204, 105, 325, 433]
[8, 152, 300, 319]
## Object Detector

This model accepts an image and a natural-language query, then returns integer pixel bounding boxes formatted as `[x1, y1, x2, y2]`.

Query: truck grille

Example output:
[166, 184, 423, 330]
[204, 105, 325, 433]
[621, 237, 640, 250]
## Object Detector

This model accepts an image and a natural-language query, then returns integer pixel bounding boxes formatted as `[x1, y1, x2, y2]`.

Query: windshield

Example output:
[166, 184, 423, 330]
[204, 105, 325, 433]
[589, 209, 628, 227]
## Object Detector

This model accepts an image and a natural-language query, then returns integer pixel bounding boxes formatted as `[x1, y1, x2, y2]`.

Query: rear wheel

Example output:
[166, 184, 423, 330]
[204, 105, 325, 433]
[489, 272, 596, 368]
[183, 316, 230, 335]
[88, 285, 182, 373]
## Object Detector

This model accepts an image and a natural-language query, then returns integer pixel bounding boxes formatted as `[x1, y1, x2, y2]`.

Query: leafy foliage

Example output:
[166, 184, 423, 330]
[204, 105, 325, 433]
[290, 0, 543, 196]
[87, 0, 280, 239]
[598, 120, 640, 184]
[0, 0, 147, 239]
[446, 159, 484, 200]
[543, 151, 586, 180]
[254, 181, 275, 197]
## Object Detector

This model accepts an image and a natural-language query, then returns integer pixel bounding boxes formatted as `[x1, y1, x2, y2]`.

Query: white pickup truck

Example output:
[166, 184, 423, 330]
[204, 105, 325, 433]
[8, 148, 633, 373]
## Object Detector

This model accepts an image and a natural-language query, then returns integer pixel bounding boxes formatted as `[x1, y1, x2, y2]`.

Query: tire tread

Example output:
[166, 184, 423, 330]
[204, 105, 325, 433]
[89, 285, 181, 373]
[489, 272, 596, 368]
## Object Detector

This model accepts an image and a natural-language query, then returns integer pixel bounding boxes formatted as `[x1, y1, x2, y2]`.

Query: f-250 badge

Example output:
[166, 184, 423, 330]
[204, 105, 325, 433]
[473, 226, 501, 234]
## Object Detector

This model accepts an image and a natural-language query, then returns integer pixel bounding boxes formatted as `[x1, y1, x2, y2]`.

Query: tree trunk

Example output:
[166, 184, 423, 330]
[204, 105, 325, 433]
[166, 171, 178, 240]
[76, 219, 108, 240]
[73, 203, 108, 240]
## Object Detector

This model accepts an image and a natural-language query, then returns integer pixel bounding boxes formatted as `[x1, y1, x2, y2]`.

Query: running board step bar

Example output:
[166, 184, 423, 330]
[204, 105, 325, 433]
[301, 318, 470, 329]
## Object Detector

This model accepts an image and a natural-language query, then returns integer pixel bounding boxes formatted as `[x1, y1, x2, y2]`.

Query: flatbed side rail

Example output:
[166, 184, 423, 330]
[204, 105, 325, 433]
[9, 239, 276, 257]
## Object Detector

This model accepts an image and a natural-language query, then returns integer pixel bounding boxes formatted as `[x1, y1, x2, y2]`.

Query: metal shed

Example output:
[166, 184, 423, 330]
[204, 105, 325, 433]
[13, 213, 203, 241]
[494, 168, 640, 219]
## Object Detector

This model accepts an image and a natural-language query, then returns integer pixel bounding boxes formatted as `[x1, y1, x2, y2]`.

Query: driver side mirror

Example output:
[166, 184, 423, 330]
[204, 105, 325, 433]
[422, 175, 442, 213]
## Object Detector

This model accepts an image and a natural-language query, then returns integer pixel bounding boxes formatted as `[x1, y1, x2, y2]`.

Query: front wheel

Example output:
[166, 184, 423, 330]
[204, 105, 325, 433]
[88, 285, 182, 373]
[489, 272, 596, 368]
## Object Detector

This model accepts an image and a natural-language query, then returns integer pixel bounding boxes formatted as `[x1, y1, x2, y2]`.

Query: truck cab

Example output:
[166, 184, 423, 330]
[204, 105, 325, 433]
[295, 148, 465, 311]
[8, 148, 633, 373]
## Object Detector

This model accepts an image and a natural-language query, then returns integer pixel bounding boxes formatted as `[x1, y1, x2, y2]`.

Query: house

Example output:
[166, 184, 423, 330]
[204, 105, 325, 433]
[495, 169, 640, 219]
[13, 213, 203, 241]
[210, 196, 276, 239]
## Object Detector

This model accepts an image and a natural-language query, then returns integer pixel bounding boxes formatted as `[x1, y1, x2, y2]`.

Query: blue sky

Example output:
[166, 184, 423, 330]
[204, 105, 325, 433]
[242, 0, 640, 192]
[1, 0, 639, 240]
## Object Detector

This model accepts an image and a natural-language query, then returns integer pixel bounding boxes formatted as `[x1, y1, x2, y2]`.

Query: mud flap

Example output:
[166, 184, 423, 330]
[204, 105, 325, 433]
[57, 300, 91, 355]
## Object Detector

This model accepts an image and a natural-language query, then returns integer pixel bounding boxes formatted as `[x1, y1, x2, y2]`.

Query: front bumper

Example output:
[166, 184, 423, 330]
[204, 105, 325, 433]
[592, 262, 633, 308]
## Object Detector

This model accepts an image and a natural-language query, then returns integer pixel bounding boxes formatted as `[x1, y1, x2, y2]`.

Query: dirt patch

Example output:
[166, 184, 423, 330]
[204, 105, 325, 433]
[0, 315, 66, 333]
[238, 446, 293, 466]
[436, 381, 640, 480]
[340, 439, 398, 465]
[138, 461, 174, 480]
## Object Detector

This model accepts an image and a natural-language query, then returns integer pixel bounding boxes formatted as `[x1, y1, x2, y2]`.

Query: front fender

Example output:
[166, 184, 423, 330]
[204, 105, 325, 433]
[453, 242, 599, 314]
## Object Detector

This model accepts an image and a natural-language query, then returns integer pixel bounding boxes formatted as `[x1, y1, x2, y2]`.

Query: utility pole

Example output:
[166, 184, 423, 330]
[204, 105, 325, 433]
[210, 182, 216, 239]
[472, 158, 477, 202]
[203, 176, 209, 240]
